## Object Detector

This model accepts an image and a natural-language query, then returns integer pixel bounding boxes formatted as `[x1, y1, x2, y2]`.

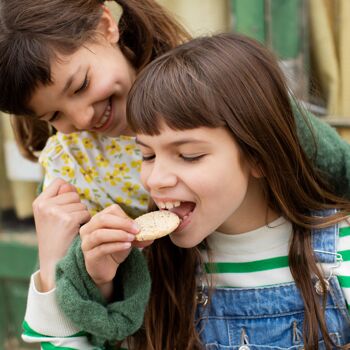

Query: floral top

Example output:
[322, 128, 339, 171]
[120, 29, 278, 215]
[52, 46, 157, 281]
[39, 131, 149, 218]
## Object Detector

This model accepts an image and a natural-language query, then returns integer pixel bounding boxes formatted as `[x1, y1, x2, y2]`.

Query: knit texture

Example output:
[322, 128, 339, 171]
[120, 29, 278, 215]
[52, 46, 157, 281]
[55, 237, 151, 348]
[294, 104, 350, 197]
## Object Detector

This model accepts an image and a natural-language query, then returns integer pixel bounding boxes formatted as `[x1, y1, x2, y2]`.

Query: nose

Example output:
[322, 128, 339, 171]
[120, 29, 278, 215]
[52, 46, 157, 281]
[69, 105, 95, 130]
[144, 159, 178, 192]
[64, 104, 95, 131]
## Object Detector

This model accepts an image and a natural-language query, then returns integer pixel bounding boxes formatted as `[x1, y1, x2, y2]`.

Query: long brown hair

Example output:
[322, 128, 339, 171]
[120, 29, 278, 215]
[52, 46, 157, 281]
[0, 0, 190, 160]
[127, 33, 350, 349]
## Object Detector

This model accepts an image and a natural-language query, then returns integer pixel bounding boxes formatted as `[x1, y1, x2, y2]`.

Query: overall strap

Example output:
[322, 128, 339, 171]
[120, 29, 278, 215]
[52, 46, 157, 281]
[311, 209, 339, 264]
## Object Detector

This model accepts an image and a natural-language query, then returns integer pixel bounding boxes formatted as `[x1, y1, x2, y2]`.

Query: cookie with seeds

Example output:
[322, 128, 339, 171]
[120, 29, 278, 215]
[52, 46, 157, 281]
[135, 210, 180, 241]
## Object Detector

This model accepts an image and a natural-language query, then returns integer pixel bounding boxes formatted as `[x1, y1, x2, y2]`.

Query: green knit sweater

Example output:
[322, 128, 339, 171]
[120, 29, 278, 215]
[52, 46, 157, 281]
[55, 106, 350, 348]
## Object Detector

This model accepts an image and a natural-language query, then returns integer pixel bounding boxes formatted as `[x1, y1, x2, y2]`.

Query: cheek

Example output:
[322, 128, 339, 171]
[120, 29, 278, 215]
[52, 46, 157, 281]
[140, 165, 151, 191]
[200, 166, 250, 206]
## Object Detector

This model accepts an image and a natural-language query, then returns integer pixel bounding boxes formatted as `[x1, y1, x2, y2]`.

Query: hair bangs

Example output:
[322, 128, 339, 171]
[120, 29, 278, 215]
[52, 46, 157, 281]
[0, 34, 54, 115]
[127, 54, 226, 135]
[0, 0, 102, 116]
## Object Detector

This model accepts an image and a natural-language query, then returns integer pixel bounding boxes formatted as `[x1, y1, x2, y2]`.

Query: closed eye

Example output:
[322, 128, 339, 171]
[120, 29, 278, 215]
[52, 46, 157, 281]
[48, 111, 60, 122]
[74, 75, 89, 94]
[142, 154, 155, 161]
[181, 154, 206, 162]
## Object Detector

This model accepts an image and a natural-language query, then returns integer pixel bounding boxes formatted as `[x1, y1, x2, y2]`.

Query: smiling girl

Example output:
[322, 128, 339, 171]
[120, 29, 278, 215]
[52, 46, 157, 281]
[43, 33, 350, 349]
[0, 0, 190, 294]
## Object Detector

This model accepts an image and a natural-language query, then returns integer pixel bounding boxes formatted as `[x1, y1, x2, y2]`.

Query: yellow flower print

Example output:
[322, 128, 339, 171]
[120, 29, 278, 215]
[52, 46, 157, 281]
[80, 166, 98, 183]
[82, 137, 94, 149]
[61, 153, 71, 165]
[63, 134, 79, 146]
[89, 203, 104, 216]
[76, 187, 92, 201]
[90, 208, 99, 216]
[96, 154, 110, 167]
[61, 166, 75, 178]
[114, 162, 129, 176]
[120, 135, 133, 141]
[131, 160, 142, 172]
[75, 151, 89, 166]
[125, 144, 136, 155]
[122, 182, 140, 197]
[103, 171, 122, 186]
[138, 194, 149, 206]
[41, 158, 48, 169]
[53, 144, 63, 156]
[116, 196, 132, 206]
[106, 140, 122, 155]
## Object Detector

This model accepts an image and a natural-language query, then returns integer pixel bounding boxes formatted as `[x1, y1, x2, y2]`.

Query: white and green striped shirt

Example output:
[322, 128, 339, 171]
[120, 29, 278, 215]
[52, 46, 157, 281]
[22, 217, 350, 349]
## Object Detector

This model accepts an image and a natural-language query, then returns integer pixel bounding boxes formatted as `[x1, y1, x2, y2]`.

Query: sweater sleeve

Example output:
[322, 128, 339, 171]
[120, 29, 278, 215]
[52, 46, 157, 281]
[22, 271, 100, 350]
[294, 105, 350, 198]
[55, 237, 151, 348]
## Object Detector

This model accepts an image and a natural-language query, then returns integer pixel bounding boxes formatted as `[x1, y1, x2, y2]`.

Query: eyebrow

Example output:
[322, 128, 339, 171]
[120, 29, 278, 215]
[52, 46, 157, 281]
[135, 137, 207, 148]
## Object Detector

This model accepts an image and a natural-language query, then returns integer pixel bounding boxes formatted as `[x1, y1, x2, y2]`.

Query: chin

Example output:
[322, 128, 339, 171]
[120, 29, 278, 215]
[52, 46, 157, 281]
[169, 235, 201, 249]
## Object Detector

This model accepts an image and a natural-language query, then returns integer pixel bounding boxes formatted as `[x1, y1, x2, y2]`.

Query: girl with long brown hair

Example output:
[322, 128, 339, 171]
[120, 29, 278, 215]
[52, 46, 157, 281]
[54, 33, 350, 349]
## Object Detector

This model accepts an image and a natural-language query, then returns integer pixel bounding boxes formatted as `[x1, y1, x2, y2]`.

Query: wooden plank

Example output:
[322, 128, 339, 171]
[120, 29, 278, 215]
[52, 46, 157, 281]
[231, 0, 265, 43]
[0, 240, 37, 280]
[270, 0, 302, 59]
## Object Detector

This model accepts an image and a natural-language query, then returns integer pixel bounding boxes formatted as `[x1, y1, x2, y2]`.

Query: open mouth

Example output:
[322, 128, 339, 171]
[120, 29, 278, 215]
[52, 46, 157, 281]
[156, 201, 196, 227]
[94, 98, 113, 130]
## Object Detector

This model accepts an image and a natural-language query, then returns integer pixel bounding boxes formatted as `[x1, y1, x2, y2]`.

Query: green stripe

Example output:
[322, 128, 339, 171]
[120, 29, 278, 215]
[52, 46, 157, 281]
[339, 226, 350, 237]
[205, 256, 289, 273]
[339, 250, 350, 262]
[22, 321, 87, 338]
[42, 342, 78, 350]
[338, 275, 350, 288]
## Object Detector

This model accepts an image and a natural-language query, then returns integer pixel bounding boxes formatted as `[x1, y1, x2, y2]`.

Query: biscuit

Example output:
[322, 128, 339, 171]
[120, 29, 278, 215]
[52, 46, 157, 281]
[135, 210, 180, 241]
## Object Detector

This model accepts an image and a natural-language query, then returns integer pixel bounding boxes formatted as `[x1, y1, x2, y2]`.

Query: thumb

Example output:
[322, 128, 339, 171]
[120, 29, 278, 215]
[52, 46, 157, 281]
[57, 182, 78, 195]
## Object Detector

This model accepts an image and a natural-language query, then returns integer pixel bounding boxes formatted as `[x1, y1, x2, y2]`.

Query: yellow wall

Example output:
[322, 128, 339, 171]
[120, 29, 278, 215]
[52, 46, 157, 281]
[158, 0, 230, 35]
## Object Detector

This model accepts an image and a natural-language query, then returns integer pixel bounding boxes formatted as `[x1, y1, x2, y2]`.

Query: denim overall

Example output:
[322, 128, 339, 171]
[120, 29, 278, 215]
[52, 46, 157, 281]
[196, 214, 350, 349]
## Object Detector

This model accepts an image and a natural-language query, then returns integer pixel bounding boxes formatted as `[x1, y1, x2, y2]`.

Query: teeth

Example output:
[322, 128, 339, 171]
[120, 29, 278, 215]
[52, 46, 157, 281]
[158, 201, 181, 210]
[95, 103, 111, 128]
[165, 202, 173, 209]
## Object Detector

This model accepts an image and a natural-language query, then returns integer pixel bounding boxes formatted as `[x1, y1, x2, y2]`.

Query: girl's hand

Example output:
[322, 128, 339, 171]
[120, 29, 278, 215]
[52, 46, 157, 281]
[32, 178, 91, 291]
[79, 204, 140, 297]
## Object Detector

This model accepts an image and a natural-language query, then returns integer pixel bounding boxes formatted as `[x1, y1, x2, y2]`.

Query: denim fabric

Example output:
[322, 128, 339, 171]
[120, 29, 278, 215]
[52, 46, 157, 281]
[197, 214, 350, 349]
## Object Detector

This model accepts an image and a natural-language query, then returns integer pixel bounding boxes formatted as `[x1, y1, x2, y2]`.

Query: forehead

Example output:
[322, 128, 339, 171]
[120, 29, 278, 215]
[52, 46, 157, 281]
[136, 125, 233, 148]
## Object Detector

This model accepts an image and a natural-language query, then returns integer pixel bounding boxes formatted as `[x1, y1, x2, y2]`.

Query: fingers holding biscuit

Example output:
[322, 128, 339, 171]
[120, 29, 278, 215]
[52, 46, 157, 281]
[79, 204, 140, 287]
[80, 209, 139, 239]
[134, 211, 180, 241]
[81, 228, 135, 252]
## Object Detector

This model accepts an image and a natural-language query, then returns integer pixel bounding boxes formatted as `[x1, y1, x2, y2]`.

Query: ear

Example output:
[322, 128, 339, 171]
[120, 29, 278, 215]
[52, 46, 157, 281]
[97, 5, 120, 44]
[251, 164, 264, 179]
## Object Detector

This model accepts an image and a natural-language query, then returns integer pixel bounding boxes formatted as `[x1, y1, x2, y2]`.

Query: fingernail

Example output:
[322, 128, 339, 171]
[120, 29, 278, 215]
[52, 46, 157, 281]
[127, 234, 135, 241]
[131, 223, 139, 233]
[123, 242, 132, 249]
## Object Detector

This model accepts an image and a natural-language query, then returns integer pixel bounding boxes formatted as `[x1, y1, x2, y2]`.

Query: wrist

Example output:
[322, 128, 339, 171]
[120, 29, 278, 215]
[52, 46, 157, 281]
[97, 281, 114, 301]
[39, 269, 56, 292]
[39, 258, 58, 292]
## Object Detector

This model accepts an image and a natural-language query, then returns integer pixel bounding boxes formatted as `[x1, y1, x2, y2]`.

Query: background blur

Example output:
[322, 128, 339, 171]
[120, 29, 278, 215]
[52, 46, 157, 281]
[1, 0, 350, 349]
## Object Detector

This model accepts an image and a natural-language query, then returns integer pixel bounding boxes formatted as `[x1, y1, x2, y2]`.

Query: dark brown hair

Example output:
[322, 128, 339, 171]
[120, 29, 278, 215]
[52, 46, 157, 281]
[0, 0, 190, 160]
[127, 33, 350, 349]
